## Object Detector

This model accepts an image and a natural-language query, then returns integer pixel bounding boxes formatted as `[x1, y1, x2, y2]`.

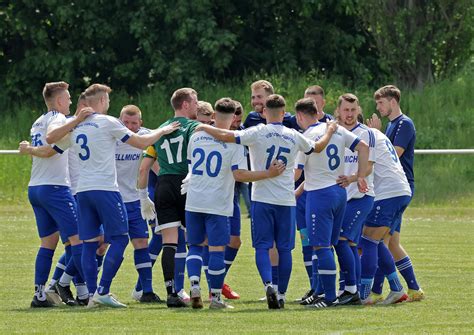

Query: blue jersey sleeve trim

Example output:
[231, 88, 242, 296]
[187, 159, 191, 164]
[349, 138, 360, 152]
[52, 145, 64, 154]
[305, 148, 314, 155]
[297, 164, 305, 170]
[235, 135, 241, 144]
[231, 164, 239, 171]
[121, 134, 130, 143]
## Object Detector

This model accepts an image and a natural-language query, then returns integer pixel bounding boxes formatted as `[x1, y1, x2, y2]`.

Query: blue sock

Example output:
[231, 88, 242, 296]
[136, 233, 162, 292]
[202, 246, 211, 291]
[351, 245, 361, 291]
[271, 265, 278, 288]
[96, 254, 104, 273]
[302, 245, 313, 286]
[51, 252, 67, 281]
[372, 267, 385, 294]
[310, 251, 321, 293]
[316, 248, 337, 302]
[335, 240, 356, 291]
[339, 271, 345, 292]
[396, 256, 420, 290]
[255, 248, 272, 284]
[134, 247, 153, 293]
[377, 243, 403, 292]
[65, 244, 72, 264]
[82, 241, 99, 295]
[224, 246, 239, 274]
[62, 257, 79, 279]
[174, 229, 187, 293]
[359, 236, 379, 299]
[71, 244, 84, 279]
[186, 245, 203, 285]
[277, 250, 292, 294]
[35, 247, 54, 286]
[208, 251, 226, 295]
[98, 235, 128, 295]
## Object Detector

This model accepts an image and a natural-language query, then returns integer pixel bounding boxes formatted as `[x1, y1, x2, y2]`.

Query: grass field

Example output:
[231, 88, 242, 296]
[1, 204, 473, 334]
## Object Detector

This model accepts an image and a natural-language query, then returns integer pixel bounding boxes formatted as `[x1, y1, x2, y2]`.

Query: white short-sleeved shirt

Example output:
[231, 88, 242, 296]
[58, 113, 134, 193]
[28, 111, 70, 187]
[296, 123, 360, 191]
[185, 131, 247, 216]
[68, 146, 79, 195]
[235, 123, 315, 206]
[116, 127, 150, 203]
[371, 129, 412, 201]
[344, 123, 376, 200]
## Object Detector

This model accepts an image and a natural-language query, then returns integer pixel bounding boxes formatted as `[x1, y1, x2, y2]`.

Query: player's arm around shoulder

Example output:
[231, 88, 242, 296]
[233, 160, 285, 182]
[195, 124, 237, 143]
[313, 121, 338, 153]
[46, 107, 93, 144]
[126, 121, 181, 149]
[18, 140, 62, 158]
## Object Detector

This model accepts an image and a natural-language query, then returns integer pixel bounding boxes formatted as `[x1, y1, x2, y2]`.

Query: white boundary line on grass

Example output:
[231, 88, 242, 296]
[2, 149, 474, 155]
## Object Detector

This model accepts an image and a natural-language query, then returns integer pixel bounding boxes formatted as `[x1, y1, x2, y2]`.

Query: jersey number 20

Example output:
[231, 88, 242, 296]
[192, 148, 222, 177]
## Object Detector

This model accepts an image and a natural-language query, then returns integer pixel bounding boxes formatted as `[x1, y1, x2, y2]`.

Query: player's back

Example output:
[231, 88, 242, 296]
[344, 123, 376, 200]
[301, 123, 359, 191]
[29, 111, 69, 187]
[236, 123, 313, 206]
[153, 117, 200, 176]
[72, 113, 132, 193]
[116, 127, 150, 203]
[185, 131, 246, 217]
[372, 128, 411, 201]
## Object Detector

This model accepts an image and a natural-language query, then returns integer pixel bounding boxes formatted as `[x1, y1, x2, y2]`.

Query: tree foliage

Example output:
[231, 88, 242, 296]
[0, 0, 472, 105]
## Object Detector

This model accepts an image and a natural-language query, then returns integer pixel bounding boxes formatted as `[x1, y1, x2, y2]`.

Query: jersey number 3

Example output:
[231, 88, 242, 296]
[76, 134, 90, 161]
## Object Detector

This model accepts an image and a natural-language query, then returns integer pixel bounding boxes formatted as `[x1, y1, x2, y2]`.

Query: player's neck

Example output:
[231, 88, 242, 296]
[214, 120, 230, 130]
[388, 108, 402, 121]
[174, 110, 188, 118]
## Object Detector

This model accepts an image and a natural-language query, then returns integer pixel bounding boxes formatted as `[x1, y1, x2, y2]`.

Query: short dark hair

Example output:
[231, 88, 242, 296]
[214, 98, 236, 114]
[233, 100, 243, 116]
[43, 81, 69, 103]
[305, 85, 325, 97]
[337, 93, 360, 108]
[265, 94, 285, 109]
[295, 98, 318, 116]
[374, 85, 401, 103]
[170, 87, 197, 110]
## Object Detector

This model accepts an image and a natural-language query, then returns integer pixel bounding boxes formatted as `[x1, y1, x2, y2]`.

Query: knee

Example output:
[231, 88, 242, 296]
[229, 236, 241, 249]
[41, 233, 59, 249]
[131, 238, 148, 249]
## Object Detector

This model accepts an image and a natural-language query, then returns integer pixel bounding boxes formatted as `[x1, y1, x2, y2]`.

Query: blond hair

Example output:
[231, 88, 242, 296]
[42, 81, 69, 104]
[170, 88, 197, 110]
[120, 104, 142, 119]
[251, 80, 274, 95]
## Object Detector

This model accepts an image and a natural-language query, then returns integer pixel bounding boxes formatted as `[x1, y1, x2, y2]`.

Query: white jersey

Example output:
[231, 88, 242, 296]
[58, 113, 134, 193]
[371, 129, 412, 201]
[344, 123, 376, 200]
[116, 127, 150, 203]
[28, 111, 70, 187]
[296, 123, 360, 191]
[235, 123, 315, 206]
[68, 145, 80, 195]
[185, 130, 247, 216]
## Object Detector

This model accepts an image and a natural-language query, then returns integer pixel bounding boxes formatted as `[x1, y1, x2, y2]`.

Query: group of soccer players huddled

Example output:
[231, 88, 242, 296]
[20, 79, 424, 310]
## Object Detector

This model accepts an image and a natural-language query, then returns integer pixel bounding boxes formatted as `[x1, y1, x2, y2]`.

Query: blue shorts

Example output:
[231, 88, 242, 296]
[296, 190, 307, 231]
[365, 195, 412, 234]
[28, 185, 78, 243]
[392, 185, 414, 233]
[185, 211, 230, 246]
[228, 192, 241, 237]
[125, 200, 149, 240]
[306, 184, 347, 247]
[340, 195, 374, 244]
[76, 191, 128, 240]
[251, 201, 295, 251]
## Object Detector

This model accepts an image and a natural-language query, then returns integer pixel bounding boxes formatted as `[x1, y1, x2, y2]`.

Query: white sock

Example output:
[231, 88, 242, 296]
[59, 273, 73, 286]
[345, 285, 357, 294]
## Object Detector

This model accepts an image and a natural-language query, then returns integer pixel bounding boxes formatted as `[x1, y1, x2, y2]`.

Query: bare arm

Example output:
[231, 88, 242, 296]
[126, 121, 181, 150]
[46, 108, 93, 144]
[138, 156, 156, 189]
[355, 140, 370, 193]
[295, 181, 305, 198]
[336, 161, 374, 188]
[294, 168, 302, 181]
[233, 160, 285, 182]
[314, 121, 337, 153]
[18, 141, 57, 158]
[196, 124, 236, 143]
[395, 146, 405, 157]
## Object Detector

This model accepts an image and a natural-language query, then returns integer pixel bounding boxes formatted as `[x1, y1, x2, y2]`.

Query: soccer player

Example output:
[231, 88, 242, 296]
[137, 87, 200, 308]
[18, 81, 88, 308]
[51, 83, 180, 308]
[115, 104, 162, 303]
[296, 85, 335, 302]
[304, 85, 335, 122]
[367, 85, 423, 301]
[197, 94, 336, 309]
[333, 94, 376, 305]
[294, 97, 369, 308]
[196, 101, 214, 124]
[358, 126, 413, 305]
[185, 98, 285, 309]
